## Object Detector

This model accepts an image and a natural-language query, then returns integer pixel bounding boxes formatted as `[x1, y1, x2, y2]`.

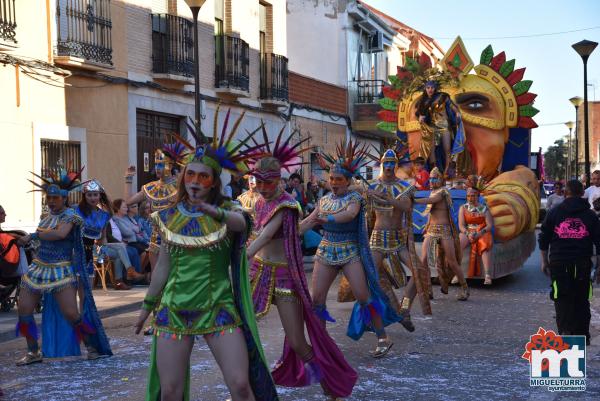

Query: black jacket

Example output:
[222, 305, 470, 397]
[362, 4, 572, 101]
[538, 197, 600, 262]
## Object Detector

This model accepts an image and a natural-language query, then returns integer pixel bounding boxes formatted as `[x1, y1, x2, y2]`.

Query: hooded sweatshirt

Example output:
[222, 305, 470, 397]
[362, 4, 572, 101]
[538, 196, 600, 262]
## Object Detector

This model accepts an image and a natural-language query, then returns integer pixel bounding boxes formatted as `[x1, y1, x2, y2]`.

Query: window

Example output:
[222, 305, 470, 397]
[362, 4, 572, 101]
[365, 166, 373, 181]
[40, 139, 82, 206]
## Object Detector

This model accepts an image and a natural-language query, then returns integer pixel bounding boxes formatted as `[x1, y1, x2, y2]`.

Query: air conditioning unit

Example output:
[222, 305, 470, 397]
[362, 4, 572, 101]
[368, 31, 384, 53]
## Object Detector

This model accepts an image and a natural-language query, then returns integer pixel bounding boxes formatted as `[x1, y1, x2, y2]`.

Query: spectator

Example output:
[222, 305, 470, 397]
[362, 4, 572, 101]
[287, 173, 307, 210]
[112, 199, 147, 255]
[583, 170, 600, 208]
[539, 180, 600, 345]
[136, 200, 153, 243]
[547, 182, 565, 210]
[106, 215, 145, 282]
[126, 202, 149, 246]
[413, 157, 429, 191]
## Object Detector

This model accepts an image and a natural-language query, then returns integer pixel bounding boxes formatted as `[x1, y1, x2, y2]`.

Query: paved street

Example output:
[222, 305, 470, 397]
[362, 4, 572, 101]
[1, 246, 599, 401]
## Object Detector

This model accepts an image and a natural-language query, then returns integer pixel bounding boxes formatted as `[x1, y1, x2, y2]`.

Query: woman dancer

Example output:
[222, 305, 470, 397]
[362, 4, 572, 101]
[247, 127, 357, 399]
[458, 177, 494, 284]
[16, 165, 111, 365]
[135, 109, 278, 401]
[300, 141, 402, 357]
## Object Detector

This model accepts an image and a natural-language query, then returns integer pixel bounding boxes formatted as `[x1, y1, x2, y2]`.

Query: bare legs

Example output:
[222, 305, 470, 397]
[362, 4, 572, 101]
[156, 330, 255, 401]
[205, 331, 255, 401]
[311, 259, 388, 352]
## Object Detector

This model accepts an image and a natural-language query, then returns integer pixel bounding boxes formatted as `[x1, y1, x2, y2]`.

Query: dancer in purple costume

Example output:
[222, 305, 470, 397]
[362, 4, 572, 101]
[247, 125, 357, 400]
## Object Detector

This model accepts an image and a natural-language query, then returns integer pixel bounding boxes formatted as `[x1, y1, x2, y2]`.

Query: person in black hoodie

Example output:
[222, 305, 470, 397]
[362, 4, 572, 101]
[539, 180, 600, 344]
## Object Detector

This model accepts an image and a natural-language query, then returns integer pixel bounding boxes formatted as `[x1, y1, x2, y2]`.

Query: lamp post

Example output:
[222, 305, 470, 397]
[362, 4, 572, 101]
[572, 39, 598, 187]
[565, 121, 575, 181]
[569, 96, 584, 178]
[184, 0, 208, 134]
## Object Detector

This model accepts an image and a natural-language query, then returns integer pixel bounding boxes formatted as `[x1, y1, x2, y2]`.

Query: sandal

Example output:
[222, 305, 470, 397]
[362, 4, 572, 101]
[484, 275, 492, 285]
[369, 337, 394, 358]
[16, 351, 43, 366]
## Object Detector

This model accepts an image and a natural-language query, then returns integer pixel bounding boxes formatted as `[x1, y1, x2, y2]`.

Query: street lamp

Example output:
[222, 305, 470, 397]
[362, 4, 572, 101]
[572, 39, 598, 187]
[569, 96, 584, 178]
[565, 121, 575, 181]
[184, 0, 208, 134]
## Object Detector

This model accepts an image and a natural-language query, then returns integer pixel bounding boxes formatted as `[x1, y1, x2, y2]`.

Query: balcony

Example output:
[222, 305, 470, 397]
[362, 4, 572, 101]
[151, 14, 193, 82]
[260, 53, 288, 106]
[214, 34, 249, 97]
[0, 0, 17, 50]
[353, 79, 393, 138]
[55, 0, 113, 69]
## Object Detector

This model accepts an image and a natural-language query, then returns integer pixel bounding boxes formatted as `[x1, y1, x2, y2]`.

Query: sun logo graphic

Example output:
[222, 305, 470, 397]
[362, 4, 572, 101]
[522, 327, 586, 392]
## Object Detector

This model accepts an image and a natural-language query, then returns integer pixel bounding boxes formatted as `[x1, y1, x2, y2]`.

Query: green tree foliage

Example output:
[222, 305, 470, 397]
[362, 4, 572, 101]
[543, 138, 568, 181]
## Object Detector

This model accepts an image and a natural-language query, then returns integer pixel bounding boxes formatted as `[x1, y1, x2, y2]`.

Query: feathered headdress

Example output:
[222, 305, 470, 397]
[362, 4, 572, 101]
[367, 131, 411, 166]
[161, 140, 191, 168]
[174, 106, 262, 176]
[28, 159, 84, 196]
[317, 140, 371, 179]
[248, 122, 312, 181]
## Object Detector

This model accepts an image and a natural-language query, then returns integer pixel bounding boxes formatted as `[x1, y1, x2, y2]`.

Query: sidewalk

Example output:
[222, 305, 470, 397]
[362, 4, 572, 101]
[0, 256, 315, 344]
[0, 287, 146, 343]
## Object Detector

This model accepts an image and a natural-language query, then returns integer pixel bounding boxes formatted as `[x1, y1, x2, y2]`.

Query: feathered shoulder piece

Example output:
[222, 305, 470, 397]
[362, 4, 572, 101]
[28, 159, 84, 196]
[317, 139, 370, 180]
[174, 106, 263, 175]
[248, 122, 312, 180]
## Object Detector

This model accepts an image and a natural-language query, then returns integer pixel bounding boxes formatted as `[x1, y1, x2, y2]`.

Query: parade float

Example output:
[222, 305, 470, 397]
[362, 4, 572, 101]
[376, 37, 540, 279]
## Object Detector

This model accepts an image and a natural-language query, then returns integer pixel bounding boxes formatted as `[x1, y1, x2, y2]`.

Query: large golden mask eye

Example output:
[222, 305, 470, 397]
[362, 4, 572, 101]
[456, 93, 490, 113]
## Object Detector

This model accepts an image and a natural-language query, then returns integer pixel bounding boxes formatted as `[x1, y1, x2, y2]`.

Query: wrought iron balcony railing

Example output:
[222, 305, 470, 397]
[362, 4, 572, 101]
[260, 53, 288, 102]
[356, 79, 386, 103]
[151, 13, 193, 77]
[0, 0, 17, 44]
[214, 34, 249, 92]
[56, 0, 113, 65]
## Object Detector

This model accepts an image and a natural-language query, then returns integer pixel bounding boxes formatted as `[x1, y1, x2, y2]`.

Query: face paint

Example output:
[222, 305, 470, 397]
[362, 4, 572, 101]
[383, 162, 397, 170]
[184, 163, 214, 203]
[256, 178, 280, 198]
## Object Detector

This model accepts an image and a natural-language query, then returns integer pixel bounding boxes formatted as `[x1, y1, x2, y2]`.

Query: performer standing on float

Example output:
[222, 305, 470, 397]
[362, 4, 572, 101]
[15, 165, 112, 365]
[366, 148, 432, 330]
[415, 79, 461, 173]
[415, 167, 469, 300]
[135, 109, 278, 401]
[301, 140, 402, 358]
[246, 126, 357, 399]
[458, 177, 494, 285]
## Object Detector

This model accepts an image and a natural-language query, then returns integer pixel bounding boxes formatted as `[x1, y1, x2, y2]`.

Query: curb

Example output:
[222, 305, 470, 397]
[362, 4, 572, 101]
[0, 300, 142, 344]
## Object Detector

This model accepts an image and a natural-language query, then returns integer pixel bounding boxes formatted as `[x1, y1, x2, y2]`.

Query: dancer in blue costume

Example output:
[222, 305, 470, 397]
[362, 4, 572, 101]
[15, 164, 112, 365]
[300, 140, 402, 358]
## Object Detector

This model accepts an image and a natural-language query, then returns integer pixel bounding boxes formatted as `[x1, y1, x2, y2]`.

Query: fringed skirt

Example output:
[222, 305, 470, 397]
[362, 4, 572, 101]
[249, 256, 297, 318]
[21, 259, 77, 293]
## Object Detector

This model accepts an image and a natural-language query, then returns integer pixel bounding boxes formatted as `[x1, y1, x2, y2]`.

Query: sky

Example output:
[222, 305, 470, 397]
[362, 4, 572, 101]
[361, 0, 600, 152]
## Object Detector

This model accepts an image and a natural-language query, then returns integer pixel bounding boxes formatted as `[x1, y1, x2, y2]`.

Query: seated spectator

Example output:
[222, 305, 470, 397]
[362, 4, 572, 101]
[126, 202, 149, 246]
[107, 206, 145, 282]
[112, 199, 147, 255]
[547, 182, 565, 210]
[136, 200, 153, 243]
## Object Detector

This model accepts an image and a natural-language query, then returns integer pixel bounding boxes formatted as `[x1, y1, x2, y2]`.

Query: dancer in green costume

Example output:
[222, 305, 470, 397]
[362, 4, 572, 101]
[135, 108, 278, 401]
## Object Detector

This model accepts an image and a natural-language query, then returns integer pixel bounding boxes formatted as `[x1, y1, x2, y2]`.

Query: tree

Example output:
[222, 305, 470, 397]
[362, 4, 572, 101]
[543, 138, 568, 182]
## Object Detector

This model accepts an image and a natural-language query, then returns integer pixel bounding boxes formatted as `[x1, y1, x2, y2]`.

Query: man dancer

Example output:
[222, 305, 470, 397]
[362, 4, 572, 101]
[236, 175, 261, 218]
[415, 167, 469, 300]
[367, 150, 432, 332]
